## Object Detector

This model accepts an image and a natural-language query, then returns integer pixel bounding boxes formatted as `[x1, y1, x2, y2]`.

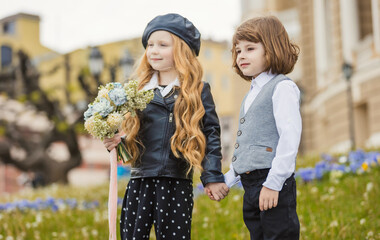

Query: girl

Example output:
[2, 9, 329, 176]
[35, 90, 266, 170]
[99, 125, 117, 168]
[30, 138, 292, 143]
[103, 13, 228, 240]
[222, 16, 302, 239]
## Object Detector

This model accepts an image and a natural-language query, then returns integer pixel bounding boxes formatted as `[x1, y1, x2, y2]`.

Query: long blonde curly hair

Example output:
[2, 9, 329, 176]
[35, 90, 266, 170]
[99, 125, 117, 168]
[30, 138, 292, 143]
[122, 33, 206, 174]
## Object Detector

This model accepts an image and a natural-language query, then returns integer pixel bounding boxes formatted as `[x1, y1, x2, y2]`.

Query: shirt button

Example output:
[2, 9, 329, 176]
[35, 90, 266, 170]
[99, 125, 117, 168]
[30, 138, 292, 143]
[232, 156, 236, 162]
[234, 143, 239, 149]
[240, 118, 245, 124]
[174, 95, 178, 99]
[237, 130, 242, 136]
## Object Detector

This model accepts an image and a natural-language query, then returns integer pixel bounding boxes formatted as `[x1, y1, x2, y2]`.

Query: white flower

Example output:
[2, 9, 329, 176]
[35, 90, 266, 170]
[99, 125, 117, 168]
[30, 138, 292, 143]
[359, 218, 366, 225]
[366, 182, 374, 192]
[338, 156, 347, 163]
[311, 187, 318, 194]
[233, 195, 241, 202]
[91, 229, 98, 236]
[329, 220, 338, 228]
[35, 213, 43, 224]
[328, 187, 335, 194]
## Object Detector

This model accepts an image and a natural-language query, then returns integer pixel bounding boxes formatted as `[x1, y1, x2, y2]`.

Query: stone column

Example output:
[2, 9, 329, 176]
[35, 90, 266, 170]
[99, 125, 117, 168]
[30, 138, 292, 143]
[340, 0, 360, 63]
[372, 0, 380, 53]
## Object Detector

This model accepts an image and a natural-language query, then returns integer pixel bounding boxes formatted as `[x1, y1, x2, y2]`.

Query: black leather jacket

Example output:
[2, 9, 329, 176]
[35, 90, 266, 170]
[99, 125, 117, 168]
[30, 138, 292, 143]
[130, 82, 225, 186]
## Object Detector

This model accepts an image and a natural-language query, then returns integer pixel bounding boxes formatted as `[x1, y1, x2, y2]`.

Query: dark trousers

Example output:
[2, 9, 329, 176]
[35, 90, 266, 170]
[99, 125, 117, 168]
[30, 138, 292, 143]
[120, 177, 193, 240]
[240, 169, 300, 240]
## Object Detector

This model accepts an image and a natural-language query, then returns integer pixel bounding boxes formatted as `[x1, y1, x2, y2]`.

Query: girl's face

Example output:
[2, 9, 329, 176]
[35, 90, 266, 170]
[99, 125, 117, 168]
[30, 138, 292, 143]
[146, 31, 175, 73]
[235, 40, 266, 78]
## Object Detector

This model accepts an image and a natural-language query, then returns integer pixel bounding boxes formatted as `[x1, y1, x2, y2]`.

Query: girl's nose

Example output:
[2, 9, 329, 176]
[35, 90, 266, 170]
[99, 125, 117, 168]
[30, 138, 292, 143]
[151, 46, 158, 54]
[148, 44, 159, 54]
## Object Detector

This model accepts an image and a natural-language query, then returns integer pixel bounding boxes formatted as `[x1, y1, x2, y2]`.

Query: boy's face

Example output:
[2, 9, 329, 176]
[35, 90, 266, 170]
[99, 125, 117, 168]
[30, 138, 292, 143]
[146, 30, 175, 73]
[235, 40, 266, 78]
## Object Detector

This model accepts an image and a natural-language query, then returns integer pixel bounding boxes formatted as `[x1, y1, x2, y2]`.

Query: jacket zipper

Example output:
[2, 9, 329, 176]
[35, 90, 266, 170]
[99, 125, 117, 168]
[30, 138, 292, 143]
[160, 112, 173, 175]
[169, 113, 173, 122]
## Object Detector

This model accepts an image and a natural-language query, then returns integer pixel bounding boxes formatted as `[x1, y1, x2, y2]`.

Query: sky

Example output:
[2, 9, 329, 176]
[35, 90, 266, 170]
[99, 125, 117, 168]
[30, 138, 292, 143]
[0, 0, 241, 53]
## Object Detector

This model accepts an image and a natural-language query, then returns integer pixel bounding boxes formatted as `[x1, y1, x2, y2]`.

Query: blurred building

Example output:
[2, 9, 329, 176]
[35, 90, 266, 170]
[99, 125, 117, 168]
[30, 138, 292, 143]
[241, 0, 380, 154]
[0, 12, 246, 191]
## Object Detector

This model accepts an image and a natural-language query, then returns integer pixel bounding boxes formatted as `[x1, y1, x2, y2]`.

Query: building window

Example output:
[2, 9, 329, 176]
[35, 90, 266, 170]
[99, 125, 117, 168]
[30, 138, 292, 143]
[1, 45, 12, 67]
[3, 21, 16, 35]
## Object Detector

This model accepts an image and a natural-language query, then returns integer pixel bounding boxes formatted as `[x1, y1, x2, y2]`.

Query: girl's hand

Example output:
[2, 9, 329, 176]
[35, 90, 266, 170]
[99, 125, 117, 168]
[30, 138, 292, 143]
[103, 133, 122, 151]
[205, 188, 215, 200]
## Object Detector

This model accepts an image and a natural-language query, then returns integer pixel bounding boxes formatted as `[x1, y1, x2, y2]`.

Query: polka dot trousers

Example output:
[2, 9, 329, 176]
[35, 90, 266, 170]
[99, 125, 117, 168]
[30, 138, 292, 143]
[120, 177, 193, 240]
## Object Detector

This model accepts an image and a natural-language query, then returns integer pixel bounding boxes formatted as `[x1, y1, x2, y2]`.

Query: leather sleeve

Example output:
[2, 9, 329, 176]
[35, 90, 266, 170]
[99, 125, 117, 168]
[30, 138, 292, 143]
[199, 82, 225, 186]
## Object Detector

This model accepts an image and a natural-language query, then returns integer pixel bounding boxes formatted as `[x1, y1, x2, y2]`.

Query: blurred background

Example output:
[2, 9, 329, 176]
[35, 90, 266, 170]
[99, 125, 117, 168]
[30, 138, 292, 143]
[1, 1, 380, 239]
[0, 0, 379, 195]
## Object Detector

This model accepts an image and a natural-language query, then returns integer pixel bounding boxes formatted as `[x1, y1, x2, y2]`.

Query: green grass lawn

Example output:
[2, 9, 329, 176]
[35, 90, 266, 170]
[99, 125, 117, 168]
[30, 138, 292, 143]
[1, 168, 379, 240]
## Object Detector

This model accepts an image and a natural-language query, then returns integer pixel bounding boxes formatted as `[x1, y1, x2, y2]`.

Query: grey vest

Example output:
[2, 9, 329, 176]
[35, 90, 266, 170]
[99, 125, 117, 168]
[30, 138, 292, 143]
[231, 74, 289, 174]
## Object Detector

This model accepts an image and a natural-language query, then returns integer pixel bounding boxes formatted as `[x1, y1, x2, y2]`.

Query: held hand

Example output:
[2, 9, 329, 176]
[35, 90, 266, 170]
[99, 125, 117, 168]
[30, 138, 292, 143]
[204, 182, 229, 201]
[259, 186, 279, 211]
[204, 188, 215, 201]
[103, 133, 122, 151]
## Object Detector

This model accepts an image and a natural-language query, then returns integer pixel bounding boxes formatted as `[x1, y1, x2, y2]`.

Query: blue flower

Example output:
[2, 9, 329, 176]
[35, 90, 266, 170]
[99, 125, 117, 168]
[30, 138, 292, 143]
[51, 204, 59, 212]
[84, 104, 94, 120]
[117, 198, 123, 206]
[113, 82, 123, 88]
[321, 153, 333, 162]
[108, 88, 127, 106]
[92, 98, 114, 117]
[315, 161, 327, 179]
[298, 168, 315, 182]
[330, 163, 346, 172]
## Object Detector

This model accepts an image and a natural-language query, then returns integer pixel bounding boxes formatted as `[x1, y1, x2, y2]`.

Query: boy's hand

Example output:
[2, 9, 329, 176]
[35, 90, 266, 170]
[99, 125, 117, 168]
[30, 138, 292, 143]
[204, 182, 229, 201]
[259, 186, 279, 211]
[103, 133, 122, 151]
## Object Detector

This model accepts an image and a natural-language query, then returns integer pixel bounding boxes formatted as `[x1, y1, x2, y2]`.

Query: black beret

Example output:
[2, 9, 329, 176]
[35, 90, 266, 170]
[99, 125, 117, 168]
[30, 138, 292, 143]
[142, 13, 201, 56]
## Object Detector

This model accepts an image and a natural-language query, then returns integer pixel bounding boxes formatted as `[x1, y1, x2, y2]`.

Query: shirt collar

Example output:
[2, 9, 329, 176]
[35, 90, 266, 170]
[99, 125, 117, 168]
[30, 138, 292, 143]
[142, 72, 181, 97]
[251, 71, 277, 89]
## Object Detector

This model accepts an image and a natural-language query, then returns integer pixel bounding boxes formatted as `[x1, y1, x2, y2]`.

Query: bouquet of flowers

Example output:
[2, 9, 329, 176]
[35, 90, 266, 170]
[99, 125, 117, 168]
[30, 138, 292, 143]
[84, 80, 154, 162]
[83, 80, 153, 240]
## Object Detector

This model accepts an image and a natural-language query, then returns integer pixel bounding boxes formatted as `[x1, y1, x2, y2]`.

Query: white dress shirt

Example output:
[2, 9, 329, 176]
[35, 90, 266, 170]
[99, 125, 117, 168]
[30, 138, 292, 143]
[142, 72, 180, 97]
[225, 72, 302, 191]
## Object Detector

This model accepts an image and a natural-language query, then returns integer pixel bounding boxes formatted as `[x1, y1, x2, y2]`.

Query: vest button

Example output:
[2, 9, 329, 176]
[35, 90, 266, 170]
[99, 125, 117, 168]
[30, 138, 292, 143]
[237, 130, 242, 136]
[234, 143, 239, 149]
[174, 95, 178, 99]
[232, 156, 237, 162]
[240, 118, 245, 124]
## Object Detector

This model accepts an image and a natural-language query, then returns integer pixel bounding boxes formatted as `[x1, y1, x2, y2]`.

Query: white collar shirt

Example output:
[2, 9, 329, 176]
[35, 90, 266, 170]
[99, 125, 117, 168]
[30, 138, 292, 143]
[142, 72, 180, 97]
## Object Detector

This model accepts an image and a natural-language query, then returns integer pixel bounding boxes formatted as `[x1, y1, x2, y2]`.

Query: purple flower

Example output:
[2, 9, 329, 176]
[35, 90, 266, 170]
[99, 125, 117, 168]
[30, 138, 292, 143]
[298, 168, 315, 182]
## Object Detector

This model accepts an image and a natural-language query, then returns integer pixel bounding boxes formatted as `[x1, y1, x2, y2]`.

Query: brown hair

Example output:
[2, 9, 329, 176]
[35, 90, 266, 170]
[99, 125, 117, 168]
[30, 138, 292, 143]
[122, 33, 205, 175]
[232, 15, 300, 81]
